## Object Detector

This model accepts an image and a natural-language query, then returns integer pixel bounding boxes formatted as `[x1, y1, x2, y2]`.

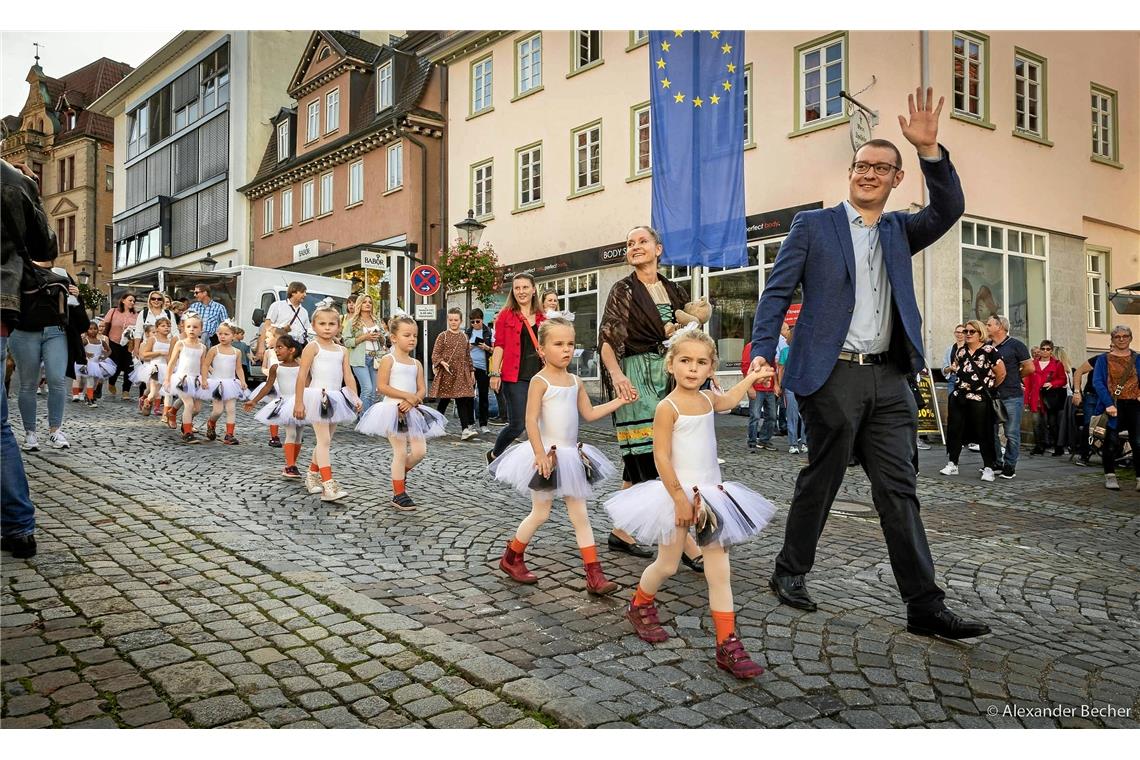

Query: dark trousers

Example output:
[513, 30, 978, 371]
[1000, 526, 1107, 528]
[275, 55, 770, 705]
[107, 341, 133, 389]
[1033, 407, 1063, 453]
[492, 379, 530, 456]
[774, 361, 946, 613]
[946, 395, 998, 468]
[473, 368, 490, 425]
[1103, 398, 1140, 475]
[437, 397, 475, 429]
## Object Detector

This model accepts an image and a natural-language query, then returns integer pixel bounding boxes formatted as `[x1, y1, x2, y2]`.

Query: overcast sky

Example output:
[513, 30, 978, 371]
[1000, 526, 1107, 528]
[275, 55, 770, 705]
[1, 31, 176, 119]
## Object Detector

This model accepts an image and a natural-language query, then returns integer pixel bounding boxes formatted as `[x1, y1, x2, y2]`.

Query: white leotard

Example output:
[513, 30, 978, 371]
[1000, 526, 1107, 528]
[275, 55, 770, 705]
[308, 343, 345, 391]
[533, 374, 580, 450]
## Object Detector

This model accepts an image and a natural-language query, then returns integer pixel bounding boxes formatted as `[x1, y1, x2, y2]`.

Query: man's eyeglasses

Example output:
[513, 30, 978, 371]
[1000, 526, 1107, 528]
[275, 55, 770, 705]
[851, 161, 900, 176]
[963, 329, 979, 335]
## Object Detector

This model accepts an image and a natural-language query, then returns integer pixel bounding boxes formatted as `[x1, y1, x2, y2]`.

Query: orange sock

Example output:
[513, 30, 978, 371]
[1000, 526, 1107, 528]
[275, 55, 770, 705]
[181, 423, 192, 434]
[319, 466, 332, 482]
[509, 537, 527, 554]
[86, 388, 95, 400]
[226, 423, 235, 436]
[284, 443, 299, 467]
[309, 462, 320, 473]
[393, 479, 406, 495]
[580, 545, 598, 564]
[633, 586, 655, 607]
[269, 425, 279, 438]
[711, 610, 735, 644]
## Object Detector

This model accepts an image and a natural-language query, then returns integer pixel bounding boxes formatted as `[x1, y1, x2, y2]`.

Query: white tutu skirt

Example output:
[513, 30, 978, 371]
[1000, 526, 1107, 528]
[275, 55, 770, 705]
[75, 358, 117, 380]
[285, 386, 361, 425]
[205, 377, 248, 402]
[604, 480, 776, 548]
[489, 441, 617, 500]
[253, 397, 296, 427]
[355, 401, 447, 439]
[129, 360, 166, 384]
[168, 372, 211, 400]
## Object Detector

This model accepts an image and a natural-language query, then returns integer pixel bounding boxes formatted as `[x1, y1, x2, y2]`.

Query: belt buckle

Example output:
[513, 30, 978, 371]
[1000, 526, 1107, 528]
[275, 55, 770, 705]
[857, 352, 867, 366]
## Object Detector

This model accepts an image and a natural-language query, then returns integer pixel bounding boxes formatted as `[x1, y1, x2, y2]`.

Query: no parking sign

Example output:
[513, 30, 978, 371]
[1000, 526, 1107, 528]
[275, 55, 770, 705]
[411, 265, 441, 297]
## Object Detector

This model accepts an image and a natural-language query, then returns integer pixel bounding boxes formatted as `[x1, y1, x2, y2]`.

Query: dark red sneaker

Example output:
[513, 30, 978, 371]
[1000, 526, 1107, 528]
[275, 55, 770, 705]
[268, 436, 282, 448]
[584, 561, 619, 595]
[499, 545, 537, 584]
[715, 634, 765, 679]
[206, 421, 217, 441]
[625, 600, 668, 643]
[281, 466, 301, 478]
[222, 434, 239, 445]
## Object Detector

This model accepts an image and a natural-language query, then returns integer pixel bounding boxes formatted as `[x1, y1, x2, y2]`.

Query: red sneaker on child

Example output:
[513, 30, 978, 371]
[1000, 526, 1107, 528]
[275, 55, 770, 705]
[715, 634, 764, 679]
[625, 600, 668, 643]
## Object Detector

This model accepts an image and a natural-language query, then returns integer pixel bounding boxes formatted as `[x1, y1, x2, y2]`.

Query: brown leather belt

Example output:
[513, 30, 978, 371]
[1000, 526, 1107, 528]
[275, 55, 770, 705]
[837, 350, 888, 365]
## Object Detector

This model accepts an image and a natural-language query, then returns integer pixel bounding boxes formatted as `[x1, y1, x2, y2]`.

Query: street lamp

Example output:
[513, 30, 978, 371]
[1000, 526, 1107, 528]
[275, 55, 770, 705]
[200, 252, 218, 273]
[454, 209, 486, 247]
[77, 267, 90, 286]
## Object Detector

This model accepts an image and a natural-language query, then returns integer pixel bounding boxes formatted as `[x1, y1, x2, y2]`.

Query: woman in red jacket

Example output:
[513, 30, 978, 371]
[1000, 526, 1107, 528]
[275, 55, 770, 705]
[1025, 339, 1068, 456]
[487, 273, 545, 464]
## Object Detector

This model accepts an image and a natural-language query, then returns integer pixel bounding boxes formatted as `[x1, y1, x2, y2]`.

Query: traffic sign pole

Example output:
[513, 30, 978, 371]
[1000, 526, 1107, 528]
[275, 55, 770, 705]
[410, 265, 443, 385]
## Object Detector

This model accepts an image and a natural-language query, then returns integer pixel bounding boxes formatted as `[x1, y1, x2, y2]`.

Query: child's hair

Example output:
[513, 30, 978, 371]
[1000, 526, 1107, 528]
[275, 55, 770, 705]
[447, 306, 462, 317]
[142, 324, 154, 336]
[154, 317, 171, 329]
[217, 320, 236, 335]
[312, 304, 340, 322]
[233, 327, 245, 339]
[388, 314, 416, 334]
[537, 316, 574, 345]
[664, 327, 719, 371]
[182, 313, 203, 326]
[275, 334, 301, 358]
[86, 319, 99, 331]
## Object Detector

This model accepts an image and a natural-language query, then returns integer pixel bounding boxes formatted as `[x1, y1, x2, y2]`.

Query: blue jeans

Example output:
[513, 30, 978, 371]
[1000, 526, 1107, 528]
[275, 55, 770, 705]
[785, 390, 807, 446]
[8, 325, 69, 432]
[748, 391, 778, 444]
[994, 396, 1024, 469]
[492, 379, 531, 456]
[351, 365, 376, 412]
[0, 335, 36, 538]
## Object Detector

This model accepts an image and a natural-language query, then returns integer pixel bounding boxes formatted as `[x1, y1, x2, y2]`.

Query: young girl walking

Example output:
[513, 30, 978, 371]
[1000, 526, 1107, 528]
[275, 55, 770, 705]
[604, 325, 777, 679]
[165, 313, 208, 443]
[289, 305, 362, 502]
[356, 313, 446, 511]
[490, 314, 634, 594]
[202, 320, 249, 445]
[260, 325, 287, 448]
[245, 334, 304, 477]
[130, 317, 173, 415]
[76, 321, 116, 407]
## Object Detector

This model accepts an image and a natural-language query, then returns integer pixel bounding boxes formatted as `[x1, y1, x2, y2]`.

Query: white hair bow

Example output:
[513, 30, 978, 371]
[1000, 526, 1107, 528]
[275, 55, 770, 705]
[544, 309, 575, 322]
[662, 321, 701, 348]
[389, 305, 411, 319]
[315, 297, 335, 310]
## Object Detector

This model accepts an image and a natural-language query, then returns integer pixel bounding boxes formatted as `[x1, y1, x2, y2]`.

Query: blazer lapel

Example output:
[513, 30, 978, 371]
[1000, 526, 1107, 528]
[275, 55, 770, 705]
[829, 204, 856, 286]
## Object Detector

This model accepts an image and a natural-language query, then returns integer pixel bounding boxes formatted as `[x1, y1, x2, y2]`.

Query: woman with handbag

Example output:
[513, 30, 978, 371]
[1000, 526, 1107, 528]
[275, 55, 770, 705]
[101, 292, 138, 401]
[341, 294, 385, 413]
[940, 319, 1007, 482]
[1091, 325, 1140, 491]
[487, 273, 545, 464]
[431, 307, 478, 440]
[1025, 340, 1068, 456]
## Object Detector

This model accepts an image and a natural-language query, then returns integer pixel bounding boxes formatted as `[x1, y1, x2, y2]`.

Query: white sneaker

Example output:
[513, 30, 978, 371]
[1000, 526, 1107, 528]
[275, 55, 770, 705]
[789, 445, 799, 454]
[939, 462, 959, 476]
[71, 394, 81, 402]
[1105, 474, 1119, 491]
[304, 471, 324, 494]
[49, 431, 70, 450]
[981, 467, 995, 482]
[967, 443, 980, 451]
[916, 439, 931, 450]
[22, 432, 39, 452]
[320, 479, 348, 502]
[460, 426, 478, 440]
[800, 444, 808, 454]
[479, 426, 491, 434]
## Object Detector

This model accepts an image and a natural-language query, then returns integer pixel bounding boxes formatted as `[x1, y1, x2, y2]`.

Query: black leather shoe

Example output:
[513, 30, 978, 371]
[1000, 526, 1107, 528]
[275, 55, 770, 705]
[906, 607, 991, 640]
[681, 552, 704, 573]
[768, 573, 817, 611]
[608, 533, 653, 558]
[1, 534, 37, 559]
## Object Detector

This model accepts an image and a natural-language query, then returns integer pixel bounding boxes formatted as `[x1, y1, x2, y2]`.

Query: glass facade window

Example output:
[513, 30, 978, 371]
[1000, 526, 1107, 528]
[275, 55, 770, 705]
[538, 272, 599, 378]
[961, 219, 1048, 346]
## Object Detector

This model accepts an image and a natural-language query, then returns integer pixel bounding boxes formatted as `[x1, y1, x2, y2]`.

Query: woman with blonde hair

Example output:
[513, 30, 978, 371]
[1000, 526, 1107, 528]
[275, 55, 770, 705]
[341, 294, 385, 412]
[940, 319, 1006, 482]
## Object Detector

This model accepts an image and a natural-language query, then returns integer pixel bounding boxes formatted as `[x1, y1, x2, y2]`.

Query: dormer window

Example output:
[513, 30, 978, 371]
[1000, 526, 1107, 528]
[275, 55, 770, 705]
[66, 110, 77, 130]
[377, 60, 393, 111]
[277, 120, 290, 162]
[319, 46, 331, 61]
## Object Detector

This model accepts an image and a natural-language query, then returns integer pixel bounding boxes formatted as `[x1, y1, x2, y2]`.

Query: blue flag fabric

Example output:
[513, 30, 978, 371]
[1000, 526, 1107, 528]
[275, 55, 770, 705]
[649, 30, 747, 268]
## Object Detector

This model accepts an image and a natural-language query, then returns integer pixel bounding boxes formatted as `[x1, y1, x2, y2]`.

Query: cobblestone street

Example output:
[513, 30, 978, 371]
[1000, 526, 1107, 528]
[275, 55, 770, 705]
[3, 400, 1138, 729]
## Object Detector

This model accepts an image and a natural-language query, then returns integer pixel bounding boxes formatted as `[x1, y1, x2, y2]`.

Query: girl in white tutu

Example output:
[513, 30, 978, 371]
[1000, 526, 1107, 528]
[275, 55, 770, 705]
[76, 320, 115, 407]
[605, 324, 777, 679]
[164, 313, 209, 443]
[244, 334, 304, 478]
[492, 313, 635, 595]
[260, 325, 286, 448]
[130, 317, 173, 416]
[202, 321, 249, 445]
[291, 305, 362, 502]
[356, 313, 445, 511]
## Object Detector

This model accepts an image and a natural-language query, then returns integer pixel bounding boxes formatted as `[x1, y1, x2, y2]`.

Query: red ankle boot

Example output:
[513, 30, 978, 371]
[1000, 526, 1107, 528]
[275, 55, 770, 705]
[715, 634, 765, 679]
[499, 545, 537, 584]
[625, 600, 669, 643]
[584, 562, 618, 595]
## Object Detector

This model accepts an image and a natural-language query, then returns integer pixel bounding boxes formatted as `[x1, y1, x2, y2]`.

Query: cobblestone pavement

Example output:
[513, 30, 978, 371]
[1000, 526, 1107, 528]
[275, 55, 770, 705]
[3, 399, 1138, 728]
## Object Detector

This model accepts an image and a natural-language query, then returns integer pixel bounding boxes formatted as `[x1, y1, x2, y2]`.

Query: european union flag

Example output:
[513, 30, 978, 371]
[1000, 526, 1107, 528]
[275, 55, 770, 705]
[650, 30, 746, 268]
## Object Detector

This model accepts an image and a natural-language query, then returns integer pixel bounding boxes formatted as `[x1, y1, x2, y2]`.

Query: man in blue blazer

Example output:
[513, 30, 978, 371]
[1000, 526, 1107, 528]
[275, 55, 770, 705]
[749, 88, 989, 640]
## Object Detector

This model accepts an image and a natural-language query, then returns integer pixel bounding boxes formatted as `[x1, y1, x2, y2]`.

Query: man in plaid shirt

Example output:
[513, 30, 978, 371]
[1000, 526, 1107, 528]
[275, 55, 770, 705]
[186, 283, 229, 345]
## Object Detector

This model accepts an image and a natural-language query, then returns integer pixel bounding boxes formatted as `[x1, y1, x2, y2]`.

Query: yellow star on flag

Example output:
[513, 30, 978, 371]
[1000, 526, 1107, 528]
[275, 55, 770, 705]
[709, 94, 720, 105]
[674, 30, 684, 37]
[722, 80, 733, 91]
[721, 43, 732, 54]
[657, 57, 666, 69]
[674, 92, 685, 104]
[726, 62, 736, 73]
[692, 96, 703, 108]
[661, 40, 671, 52]
[661, 77, 671, 89]
[709, 31, 721, 39]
